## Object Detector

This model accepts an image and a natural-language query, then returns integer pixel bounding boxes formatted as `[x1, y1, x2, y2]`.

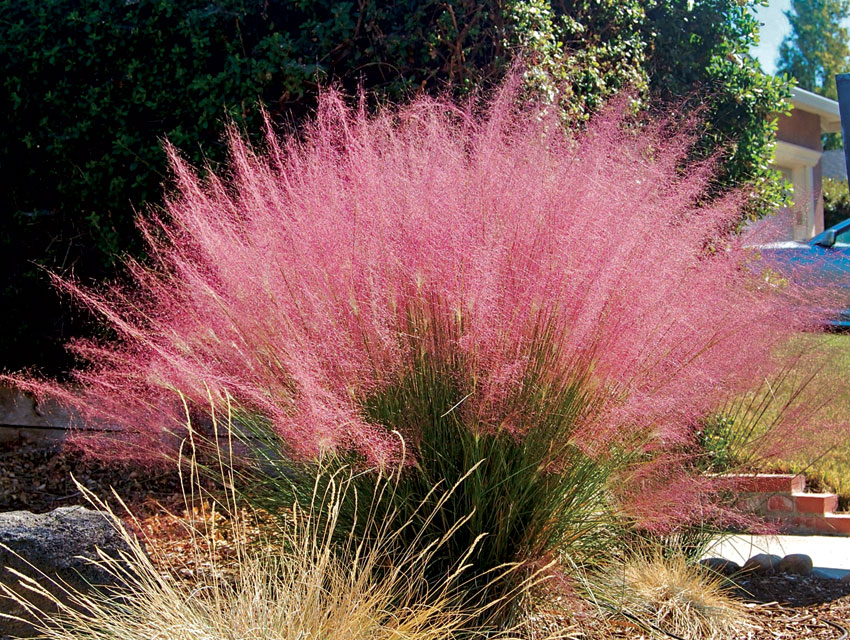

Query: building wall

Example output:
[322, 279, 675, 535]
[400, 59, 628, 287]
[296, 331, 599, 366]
[777, 110, 822, 151]
[775, 109, 825, 240]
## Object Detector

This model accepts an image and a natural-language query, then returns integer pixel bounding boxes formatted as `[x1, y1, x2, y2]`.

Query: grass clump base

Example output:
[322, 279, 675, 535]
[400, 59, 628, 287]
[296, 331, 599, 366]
[601, 552, 745, 640]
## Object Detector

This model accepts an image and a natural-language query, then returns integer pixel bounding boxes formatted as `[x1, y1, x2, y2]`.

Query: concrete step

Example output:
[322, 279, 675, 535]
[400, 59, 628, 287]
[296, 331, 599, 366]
[825, 514, 850, 535]
[787, 513, 850, 535]
[727, 473, 849, 535]
[793, 492, 840, 515]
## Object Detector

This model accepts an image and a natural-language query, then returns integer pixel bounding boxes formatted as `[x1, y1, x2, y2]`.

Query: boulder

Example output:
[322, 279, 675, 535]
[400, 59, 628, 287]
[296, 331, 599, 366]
[0, 505, 134, 637]
[699, 557, 741, 577]
[742, 553, 782, 575]
[777, 553, 813, 576]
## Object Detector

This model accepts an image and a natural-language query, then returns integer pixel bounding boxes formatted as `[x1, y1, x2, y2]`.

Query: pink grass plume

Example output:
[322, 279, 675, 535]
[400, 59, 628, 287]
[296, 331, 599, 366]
[5, 77, 846, 530]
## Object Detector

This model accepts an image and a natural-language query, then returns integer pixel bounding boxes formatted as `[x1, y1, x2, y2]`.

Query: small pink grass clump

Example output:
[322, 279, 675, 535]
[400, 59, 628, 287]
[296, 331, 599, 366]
[10, 81, 839, 526]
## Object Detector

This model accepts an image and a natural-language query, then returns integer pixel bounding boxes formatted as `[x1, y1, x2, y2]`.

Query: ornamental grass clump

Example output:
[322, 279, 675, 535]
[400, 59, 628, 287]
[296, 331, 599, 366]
[9, 78, 839, 623]
[601, 551, 745, 640]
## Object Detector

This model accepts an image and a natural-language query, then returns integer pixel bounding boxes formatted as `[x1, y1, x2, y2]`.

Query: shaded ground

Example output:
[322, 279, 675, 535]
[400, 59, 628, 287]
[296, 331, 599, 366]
[0, 439, 188, 516]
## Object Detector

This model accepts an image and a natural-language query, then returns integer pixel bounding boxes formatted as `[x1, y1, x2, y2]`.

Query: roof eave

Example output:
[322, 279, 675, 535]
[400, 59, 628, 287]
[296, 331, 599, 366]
[790, 86, 842, 133]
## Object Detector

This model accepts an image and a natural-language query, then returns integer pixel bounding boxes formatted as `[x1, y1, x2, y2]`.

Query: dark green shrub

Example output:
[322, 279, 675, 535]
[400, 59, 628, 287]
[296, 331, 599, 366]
[1, 0, 511, 372]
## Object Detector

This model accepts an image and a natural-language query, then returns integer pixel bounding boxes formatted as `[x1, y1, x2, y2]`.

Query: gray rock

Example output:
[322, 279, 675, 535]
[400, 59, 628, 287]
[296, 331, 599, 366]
[841, 572, 850, 584]
[778, 553, 813, 576]
[0, 505, 134, 637]
[699, 557, 741, 576]
[742, 553, 782, 575]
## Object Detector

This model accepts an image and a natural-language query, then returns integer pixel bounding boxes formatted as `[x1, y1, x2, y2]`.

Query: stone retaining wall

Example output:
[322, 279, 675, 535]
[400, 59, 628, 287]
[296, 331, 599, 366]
[0, 386, 74, 445]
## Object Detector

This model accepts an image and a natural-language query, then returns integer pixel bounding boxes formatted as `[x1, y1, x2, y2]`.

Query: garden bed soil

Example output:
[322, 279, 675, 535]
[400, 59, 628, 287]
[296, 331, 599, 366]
[732, 573, 850, 640]
[3, 441, 850, 639]
[0, 439, 189, 516]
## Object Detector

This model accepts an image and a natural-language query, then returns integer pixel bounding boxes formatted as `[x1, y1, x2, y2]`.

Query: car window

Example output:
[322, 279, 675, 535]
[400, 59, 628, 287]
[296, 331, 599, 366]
[835, 226, 850, 247]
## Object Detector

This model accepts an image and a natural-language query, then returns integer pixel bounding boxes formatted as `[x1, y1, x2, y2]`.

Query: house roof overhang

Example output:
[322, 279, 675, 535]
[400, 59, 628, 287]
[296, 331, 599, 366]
[790, 86, 842, 134]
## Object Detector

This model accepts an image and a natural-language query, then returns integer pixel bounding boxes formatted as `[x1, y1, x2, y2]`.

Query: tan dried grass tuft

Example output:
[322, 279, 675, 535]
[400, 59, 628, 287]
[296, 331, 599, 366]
[605, 552, 746, 640]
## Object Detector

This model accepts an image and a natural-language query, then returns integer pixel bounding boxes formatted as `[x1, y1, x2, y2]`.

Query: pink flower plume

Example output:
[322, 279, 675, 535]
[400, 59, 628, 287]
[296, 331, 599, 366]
[5, 79, 838, 493]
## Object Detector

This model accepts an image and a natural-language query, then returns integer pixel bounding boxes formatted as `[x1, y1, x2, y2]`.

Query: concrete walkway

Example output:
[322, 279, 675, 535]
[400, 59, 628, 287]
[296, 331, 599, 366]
[710, 534, 850, 579]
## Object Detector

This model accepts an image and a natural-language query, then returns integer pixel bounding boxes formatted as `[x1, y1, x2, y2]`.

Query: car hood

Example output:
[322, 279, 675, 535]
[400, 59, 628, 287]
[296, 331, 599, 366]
[750, 241, 809, 250]
[746, 240, 850, 316]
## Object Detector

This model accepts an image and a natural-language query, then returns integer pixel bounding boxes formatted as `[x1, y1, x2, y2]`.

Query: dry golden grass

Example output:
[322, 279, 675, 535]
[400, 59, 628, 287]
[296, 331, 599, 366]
[601, 552, 745, 640]
[0, 468, 499, 640]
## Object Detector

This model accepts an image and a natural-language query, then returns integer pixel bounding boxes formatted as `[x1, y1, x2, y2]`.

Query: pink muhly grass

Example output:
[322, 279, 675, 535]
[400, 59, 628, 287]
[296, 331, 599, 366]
[6, 80, 839, 525]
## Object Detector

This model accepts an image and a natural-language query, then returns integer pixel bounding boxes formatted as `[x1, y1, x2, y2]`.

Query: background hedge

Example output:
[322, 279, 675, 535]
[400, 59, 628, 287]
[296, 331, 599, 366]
[0, 0, 789, 374]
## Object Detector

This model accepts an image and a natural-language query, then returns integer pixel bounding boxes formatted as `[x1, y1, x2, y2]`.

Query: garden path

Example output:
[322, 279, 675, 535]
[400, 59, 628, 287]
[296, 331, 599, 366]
[712, 534, 850, 579]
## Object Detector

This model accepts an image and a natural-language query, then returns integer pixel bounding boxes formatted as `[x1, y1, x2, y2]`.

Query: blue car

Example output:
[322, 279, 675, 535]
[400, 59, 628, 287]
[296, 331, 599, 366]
[751, 218, 850, 328]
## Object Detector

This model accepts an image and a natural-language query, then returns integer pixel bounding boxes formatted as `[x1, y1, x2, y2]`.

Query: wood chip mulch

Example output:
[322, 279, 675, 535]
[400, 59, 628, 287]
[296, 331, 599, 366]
[732, 573, 850, 640]
[0, 439, 189, 517]
[0, 437, 254, 586]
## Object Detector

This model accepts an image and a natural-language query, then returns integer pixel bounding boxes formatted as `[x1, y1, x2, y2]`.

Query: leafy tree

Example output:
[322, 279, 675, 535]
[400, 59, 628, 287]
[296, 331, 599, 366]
[777, 0, 850, 100]
[0, 0, 790, 374]
[509, 0, 791, 214]
[777, 0, 850, 149]
[642, 1, 791, 213]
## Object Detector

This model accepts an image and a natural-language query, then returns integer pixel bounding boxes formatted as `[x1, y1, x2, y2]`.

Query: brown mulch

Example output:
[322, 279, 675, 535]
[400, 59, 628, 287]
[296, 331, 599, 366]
[2, 439, 850, 639]
[0, 436, 248, 584]
[731, 573, 850, 640]
[0, 438, 197, 517]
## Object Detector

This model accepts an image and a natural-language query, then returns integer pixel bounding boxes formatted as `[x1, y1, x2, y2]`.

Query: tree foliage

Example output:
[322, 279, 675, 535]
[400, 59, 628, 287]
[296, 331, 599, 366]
[642, 1, 790, 212]
[0, 0, 790, 373]
[777, 0, 850, 100]
[824, 176, 850, 227]
[777, 0, 850, 150]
